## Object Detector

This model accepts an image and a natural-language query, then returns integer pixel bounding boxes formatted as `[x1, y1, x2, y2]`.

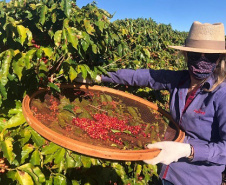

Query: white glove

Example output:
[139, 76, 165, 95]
[143, 141, 192, 165]
[74, 73, 101, 84]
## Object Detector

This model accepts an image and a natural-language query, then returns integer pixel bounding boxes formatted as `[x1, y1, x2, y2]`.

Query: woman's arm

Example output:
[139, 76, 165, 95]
[101, 69, 185, 91]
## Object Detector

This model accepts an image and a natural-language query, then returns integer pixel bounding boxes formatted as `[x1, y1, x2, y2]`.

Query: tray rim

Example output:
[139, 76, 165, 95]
[22, 83, 185, 161]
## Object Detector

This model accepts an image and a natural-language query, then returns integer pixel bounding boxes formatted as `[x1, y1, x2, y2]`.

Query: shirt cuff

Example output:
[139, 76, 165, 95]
[192, 144, 209, 162]
[101, 74, 114, 83]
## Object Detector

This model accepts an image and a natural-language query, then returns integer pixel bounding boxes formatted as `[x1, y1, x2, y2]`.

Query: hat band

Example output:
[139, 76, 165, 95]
[185, 39, 226, 50]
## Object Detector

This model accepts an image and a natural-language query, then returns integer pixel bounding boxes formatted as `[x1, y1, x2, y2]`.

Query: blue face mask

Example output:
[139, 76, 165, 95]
[187, 56, 217, 80]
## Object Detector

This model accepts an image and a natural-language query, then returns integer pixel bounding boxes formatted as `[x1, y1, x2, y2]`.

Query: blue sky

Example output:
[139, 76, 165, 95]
[77, 0, 226, 32]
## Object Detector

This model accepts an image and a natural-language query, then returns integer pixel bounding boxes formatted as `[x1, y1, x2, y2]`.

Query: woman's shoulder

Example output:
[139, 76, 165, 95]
[218, 80, 226, 92]
[211, 80, 226, 101]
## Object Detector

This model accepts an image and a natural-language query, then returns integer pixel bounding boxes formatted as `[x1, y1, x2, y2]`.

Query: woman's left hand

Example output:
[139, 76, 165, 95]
[143, 141, 192, 165]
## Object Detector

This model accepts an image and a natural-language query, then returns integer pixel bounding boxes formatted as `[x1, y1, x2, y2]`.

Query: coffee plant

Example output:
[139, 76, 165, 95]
[0, 0, 187, 184]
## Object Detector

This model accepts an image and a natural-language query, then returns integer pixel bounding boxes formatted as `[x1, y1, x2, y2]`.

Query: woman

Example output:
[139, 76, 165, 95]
[76, 21, 226, 185]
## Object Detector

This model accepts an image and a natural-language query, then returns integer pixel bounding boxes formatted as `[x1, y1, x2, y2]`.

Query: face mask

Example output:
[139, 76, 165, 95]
[187, 56, 217, 80]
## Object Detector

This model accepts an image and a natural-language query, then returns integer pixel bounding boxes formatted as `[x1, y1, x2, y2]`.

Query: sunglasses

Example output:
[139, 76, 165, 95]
[187, 52, 220, 63]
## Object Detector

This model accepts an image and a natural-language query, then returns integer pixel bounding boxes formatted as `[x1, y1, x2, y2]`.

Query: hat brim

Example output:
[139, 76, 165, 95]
[169, 45, 226, 53]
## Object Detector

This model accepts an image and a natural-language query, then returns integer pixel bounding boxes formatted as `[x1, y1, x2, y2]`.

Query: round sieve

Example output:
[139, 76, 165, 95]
[22, 84, 185, 161]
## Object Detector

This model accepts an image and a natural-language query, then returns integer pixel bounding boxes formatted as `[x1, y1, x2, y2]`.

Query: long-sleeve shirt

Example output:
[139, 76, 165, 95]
[101, 69, 226, 185]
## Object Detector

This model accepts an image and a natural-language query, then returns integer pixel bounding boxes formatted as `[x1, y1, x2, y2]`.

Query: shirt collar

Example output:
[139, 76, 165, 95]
[180, 71, 216, 91]
[200, 74, 216, 91]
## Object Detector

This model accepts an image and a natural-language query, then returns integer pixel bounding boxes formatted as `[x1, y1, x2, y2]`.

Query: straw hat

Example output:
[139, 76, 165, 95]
[169, 21, 226, 53]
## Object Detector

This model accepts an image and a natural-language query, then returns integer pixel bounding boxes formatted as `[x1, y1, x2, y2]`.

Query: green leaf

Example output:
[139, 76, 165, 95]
[25, 10, 33, 20]
[21, 144, 34, 164]
[0, 95, 2, 109]
[12, 56, 25, 81]
[90, 158, 101, 165]
[100, 94, 106, 103]
[100, 9, 112, 18]
[83, 64, 92, 75]
[41, 47, 53, 58]
[17, 25, 27, 46]
[66, 27, 78, 49]
[30, 149, 41, 166]
[16, 170, 34, 185]
[63, 18, 69, 29]
[18, 163, 45, 184]
[63, 0, 72, 18]
[54, 148, 65, 165]
[69, 66, 78, 81]
[104, 94, 112, 102]
[71, 153, 82, 167]
[96, 21, 104, 32]
[72, 180, 80, 185]
[33, 166, 45, 183]
[41, 142, 61, 155]
[65, 151, 75, 169]
[81, 40, 89, 52]
[39, 62, 48, 72]
[51, 12, 57, 23]
[43, 154, 55, 164]
[39, 5, 48, 25]
[47, 82, 61, 93]
[92, 44, 98, 54]
[111, 129, 120, 133]
[62, 104, 75, 114]
[135, 164, 142, 179]
[147, 164, 158, 176]
[53, 175, 67, 185]
[0, 50, 13, 86]
[30, 130, 45, 147]
[48, 29, 55, 39]
[57, 160, 65, 173]
[81, 155, 92, 168]
[1, 138, 15, 164]
[20, 128, 31, 146]
[84, 19, 94, 35]
[54, 30, 62, 47]
[143, 48, 150, 58]
[96, 66, 108, 75]
[0, 118, 7, 132]
[5, 112, 26, 129]
[49, 3, 58, 12]
[127, 106, 138, 118]
[6, 170, 17, 181]
[27, 29, 33, 46]
[0, 83, 7, 100]
[123, 130, 132, 134]
[36, 49, 43, 59]
[24, 49, 36, 69]
[29, 4, 36, 10]
[59, 97, 71, 107]
[78, 65, 87, 79]
[111, 163, 126, 177]
[117, 44, 123, 57]
[19, 166, 39, 184]
[45, 176, 53, 185]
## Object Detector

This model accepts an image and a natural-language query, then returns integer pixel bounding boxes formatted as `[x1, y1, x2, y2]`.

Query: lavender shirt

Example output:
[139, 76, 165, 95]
[101, 69, 226, 185]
